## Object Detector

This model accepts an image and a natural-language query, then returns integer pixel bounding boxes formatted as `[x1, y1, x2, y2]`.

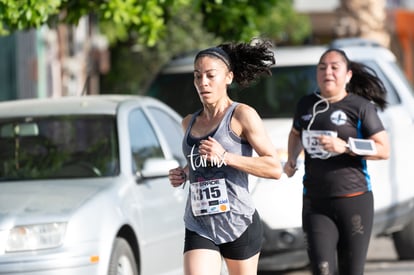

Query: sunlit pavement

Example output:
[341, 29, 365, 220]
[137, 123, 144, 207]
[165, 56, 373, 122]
[364, 236, 414, 274]
[259, 236, 414, 275]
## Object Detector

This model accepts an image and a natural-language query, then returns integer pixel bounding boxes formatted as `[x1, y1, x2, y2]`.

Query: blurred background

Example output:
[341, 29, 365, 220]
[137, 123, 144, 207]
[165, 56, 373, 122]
[0, 0, 413, 101]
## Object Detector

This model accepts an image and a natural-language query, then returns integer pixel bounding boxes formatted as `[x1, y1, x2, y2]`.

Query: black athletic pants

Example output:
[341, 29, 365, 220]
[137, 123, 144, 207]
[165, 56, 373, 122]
[302, 191, 373, 275]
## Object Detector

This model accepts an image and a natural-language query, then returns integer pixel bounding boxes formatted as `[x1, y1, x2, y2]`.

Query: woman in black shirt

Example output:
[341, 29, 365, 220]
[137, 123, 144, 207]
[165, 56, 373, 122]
[284, 48, 390, 275]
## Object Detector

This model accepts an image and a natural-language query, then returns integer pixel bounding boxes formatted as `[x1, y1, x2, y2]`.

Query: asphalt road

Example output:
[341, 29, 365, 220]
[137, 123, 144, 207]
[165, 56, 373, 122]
[259, 236, 414, 275]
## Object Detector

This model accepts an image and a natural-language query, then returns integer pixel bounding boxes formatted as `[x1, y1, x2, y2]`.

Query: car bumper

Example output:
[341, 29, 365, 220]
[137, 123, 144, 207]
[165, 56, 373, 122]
[0, 264, 98, 275]
[258, 224, 309, 271]
[0, 245, 104, 275]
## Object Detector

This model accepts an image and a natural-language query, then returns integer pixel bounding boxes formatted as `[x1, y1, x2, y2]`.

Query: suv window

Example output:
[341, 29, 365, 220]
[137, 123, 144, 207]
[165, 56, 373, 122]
[149, 73, 202, 117]
[230, 66, 317, 118]
[148, 61, 400, 117]
[148, 65, 317, 119]
[0, 115, 119, 180]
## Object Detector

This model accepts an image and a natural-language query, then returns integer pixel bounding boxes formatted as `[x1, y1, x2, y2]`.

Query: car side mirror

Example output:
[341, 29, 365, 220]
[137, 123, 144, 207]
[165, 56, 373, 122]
[136, 158, 179, 182]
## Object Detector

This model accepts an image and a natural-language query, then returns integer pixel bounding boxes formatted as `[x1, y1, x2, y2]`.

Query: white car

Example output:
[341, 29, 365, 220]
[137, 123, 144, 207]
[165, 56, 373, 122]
[146, 38, 414, 271]
[0, 95, 187, 275]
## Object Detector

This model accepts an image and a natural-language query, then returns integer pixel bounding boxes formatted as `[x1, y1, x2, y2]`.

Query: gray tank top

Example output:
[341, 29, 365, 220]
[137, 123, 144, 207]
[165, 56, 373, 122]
[182, 102, 255, 244]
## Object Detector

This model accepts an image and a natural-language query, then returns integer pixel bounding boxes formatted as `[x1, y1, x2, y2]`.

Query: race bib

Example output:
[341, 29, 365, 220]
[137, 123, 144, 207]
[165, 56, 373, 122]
[302, 130, 337, 159]
[190, 178, 230, 216]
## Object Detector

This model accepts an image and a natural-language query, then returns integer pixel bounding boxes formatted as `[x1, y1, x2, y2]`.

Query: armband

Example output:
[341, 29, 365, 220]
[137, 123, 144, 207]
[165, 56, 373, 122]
[347, 137, 377, 155]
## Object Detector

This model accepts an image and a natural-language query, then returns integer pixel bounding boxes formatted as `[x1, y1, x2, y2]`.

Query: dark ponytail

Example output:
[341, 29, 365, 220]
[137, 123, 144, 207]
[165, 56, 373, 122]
[218, 39, 275, 89]
[347, 61, 387, 110]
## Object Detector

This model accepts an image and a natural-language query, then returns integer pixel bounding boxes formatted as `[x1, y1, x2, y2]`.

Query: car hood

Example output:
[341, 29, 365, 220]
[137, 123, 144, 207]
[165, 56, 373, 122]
[0, 179, 111, 228]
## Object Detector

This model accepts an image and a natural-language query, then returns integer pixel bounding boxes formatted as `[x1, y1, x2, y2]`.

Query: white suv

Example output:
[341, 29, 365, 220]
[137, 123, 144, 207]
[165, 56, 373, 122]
[146, 38, 414, 271]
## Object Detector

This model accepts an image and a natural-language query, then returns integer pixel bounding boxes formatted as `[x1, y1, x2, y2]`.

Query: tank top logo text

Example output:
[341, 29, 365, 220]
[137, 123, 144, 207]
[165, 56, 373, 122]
[188, 145, 227, 171]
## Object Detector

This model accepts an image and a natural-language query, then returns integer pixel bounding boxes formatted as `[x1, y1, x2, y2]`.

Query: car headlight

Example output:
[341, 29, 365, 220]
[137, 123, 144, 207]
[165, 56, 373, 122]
[6, 222, 67, 252]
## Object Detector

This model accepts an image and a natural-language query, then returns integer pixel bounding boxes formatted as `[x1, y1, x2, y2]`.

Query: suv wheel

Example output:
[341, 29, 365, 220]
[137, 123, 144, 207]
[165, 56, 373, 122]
[392, 217, 414, 260]
[108, 237, 138, 275]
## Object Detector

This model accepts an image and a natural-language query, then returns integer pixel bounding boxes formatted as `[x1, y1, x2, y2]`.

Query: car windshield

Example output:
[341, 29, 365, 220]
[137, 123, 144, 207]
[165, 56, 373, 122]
[148, 65, 317, 118]
[0, 115, 119, 181]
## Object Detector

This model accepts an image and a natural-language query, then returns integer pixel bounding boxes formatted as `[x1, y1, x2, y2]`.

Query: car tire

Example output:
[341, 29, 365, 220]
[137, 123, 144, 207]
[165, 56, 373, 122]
[392, 218, 414, 260]
[108, 237, 138, 275]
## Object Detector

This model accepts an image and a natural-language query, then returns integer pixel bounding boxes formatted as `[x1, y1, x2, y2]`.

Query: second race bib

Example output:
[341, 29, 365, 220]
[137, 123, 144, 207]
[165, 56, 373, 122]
[302, 130, 337, 159]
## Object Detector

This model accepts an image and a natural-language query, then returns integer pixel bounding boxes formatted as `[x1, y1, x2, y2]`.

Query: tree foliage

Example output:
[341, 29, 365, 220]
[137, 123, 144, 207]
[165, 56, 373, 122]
[0, 0, 310, 46]
[0, 0, 61, 34]
[193, 0, 311, 45]
[0, 0, 190, 46]
[98, 0, 311, 94]
[257, 0, 311, 44]
[0, 0, 311, 94]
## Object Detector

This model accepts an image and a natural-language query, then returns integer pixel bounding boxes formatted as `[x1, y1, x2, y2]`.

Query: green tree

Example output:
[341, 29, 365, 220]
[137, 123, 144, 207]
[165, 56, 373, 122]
[0, 0, 309, 46]
[257, 0, 311, 45]
[0, 0, 311, 94]
[0, 0, 190, 46]
[99, 0, 311, 94]
[195, 0, 310, 44]
[100, 10, 221, 94]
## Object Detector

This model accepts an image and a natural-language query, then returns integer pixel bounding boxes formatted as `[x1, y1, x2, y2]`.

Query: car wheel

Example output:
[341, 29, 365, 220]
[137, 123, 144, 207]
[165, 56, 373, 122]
[392, 217, 414, 260]
[108, 238, 138, 275]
